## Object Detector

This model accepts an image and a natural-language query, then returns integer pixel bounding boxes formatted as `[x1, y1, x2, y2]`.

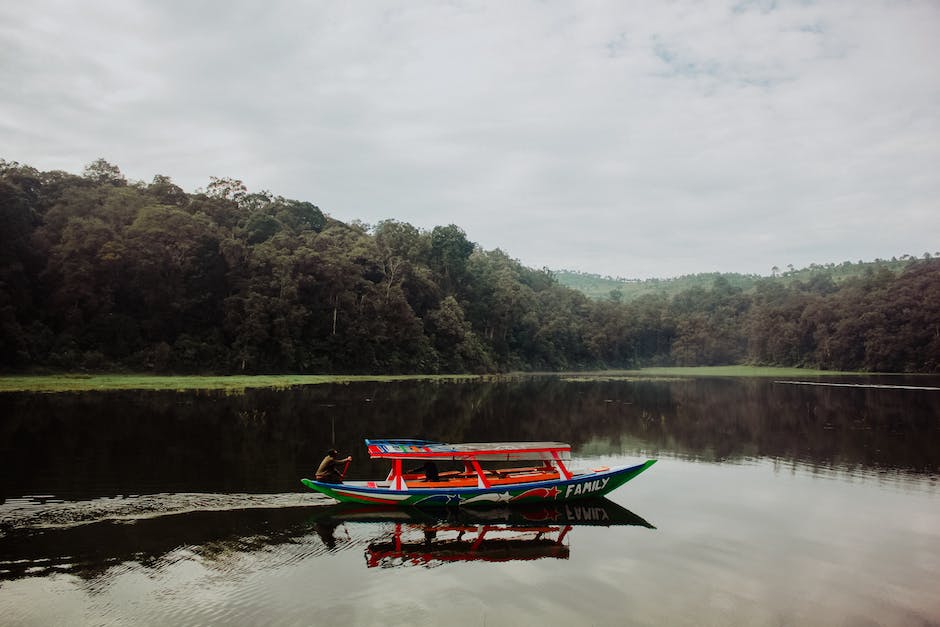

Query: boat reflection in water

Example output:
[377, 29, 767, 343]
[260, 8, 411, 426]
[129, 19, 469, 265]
[0, 498, 652, 582]
[368, 521, 572, 567]
[306, 498, 654, 568]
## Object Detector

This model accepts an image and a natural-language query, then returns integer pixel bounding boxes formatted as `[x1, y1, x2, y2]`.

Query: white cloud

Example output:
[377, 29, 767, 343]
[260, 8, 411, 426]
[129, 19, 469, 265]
[1, 0, 937, 277]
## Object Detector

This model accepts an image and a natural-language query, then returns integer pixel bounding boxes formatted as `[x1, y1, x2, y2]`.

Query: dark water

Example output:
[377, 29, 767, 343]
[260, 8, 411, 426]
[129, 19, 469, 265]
[1, 375, 938, 626]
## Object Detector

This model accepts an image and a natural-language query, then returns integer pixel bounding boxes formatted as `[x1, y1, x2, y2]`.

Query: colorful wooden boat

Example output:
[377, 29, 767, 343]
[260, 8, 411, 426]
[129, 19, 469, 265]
[301, 439, 656, 506]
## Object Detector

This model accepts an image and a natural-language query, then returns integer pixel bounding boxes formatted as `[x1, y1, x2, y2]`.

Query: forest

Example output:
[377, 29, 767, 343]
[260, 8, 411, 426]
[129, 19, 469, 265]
[1, 159, 938, 374]
[554, 258, 923, 302]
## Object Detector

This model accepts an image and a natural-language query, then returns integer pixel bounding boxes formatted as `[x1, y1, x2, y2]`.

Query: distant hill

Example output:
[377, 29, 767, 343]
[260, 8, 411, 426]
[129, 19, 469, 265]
[554, 256, 932, 301]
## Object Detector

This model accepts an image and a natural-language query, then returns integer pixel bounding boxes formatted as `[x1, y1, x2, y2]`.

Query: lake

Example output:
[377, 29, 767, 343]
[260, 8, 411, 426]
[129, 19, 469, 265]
[1, 375, 938, 626]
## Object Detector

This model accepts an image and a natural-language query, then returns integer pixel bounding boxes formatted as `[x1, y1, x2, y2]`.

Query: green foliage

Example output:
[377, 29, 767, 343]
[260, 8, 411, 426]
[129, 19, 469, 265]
[556, 258, 920, 303]
[82, 158, 126, 186]
[0, 158, 936, 375]
[555, 270, 761, 301]
[0, 373, 485, 393]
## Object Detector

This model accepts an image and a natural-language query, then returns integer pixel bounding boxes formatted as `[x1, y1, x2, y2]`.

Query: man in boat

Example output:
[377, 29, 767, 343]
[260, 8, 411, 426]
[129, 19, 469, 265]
[316, 449, 352, 483]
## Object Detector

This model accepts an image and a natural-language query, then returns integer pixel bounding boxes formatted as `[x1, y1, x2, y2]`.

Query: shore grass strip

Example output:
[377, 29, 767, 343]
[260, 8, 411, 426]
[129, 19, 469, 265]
[0, 374, 486, 393]
[0, 366, 876, 393]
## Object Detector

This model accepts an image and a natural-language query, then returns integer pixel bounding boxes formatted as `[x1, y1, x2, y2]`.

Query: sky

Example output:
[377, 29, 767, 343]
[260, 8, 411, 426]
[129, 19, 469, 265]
[1, 1, 938, 278]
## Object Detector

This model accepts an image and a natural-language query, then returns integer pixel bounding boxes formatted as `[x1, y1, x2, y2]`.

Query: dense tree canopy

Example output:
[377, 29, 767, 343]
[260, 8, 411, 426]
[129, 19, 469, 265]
[1, 159, 937, 373]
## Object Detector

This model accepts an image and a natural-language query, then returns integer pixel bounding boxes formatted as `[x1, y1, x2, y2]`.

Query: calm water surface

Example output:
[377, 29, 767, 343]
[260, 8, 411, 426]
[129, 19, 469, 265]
[1, 375, 938, 626]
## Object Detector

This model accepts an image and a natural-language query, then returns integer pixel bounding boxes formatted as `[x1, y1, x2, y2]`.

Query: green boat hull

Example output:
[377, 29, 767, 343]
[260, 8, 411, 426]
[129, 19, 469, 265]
[301, 460, 655, 506]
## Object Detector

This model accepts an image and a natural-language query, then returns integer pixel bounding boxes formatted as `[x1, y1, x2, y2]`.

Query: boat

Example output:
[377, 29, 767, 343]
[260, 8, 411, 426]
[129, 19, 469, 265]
[301, 439, 656, 506]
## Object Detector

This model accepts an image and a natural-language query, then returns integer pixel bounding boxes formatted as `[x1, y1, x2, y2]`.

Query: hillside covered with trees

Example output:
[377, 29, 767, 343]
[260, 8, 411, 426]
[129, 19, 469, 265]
[2, 159, 938, 374]
[555, 257, 930, 302]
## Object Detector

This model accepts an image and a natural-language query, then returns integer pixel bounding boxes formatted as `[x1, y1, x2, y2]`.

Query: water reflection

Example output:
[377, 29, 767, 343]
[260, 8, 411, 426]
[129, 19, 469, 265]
[2, 459, 937, 626]
[308, 499, 653, 568]
[0, 498, 652, 582]
[0, 505, 317, 582]
[366, 521, 572, 567]
[373, 503, 650, 568]
[1, 375, 937, 501]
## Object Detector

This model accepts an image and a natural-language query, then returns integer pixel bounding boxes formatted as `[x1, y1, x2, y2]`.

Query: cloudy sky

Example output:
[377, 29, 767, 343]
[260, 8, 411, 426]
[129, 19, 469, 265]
[2, 1, 937, 278]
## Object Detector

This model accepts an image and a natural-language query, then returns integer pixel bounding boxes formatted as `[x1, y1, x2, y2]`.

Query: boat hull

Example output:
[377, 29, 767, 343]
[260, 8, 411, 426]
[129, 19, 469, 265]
[301, 460, 656, 506]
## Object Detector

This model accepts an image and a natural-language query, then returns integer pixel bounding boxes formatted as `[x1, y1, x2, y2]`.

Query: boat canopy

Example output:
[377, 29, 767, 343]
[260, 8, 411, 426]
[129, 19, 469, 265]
[365, 439, 571, 462]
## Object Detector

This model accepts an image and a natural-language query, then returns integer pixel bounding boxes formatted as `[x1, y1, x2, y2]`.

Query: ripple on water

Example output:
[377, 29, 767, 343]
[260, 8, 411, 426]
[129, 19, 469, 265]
[0, 493, 339, 584]
[0, 492, 333, 533]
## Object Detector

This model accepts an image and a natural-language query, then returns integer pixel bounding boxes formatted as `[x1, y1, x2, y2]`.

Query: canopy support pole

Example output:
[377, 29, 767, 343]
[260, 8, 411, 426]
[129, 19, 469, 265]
[470, 459, 491, 488]
[392, 459, 404, 490]
[552, 451, 572, 480]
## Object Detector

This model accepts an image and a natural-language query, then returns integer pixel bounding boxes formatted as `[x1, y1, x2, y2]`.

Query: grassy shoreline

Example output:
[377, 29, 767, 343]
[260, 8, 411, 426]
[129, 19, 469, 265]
[0, 373, 490, 393]
[0, 366, 878, 393]
[581, 366, 866, 378]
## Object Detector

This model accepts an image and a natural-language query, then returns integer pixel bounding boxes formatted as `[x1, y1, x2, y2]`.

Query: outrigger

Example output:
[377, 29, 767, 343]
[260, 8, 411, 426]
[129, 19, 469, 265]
[301, 439, 656, 506]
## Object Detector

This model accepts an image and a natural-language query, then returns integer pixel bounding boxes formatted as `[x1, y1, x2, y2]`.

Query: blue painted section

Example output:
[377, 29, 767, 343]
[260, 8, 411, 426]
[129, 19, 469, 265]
[365, 438, 439, 446]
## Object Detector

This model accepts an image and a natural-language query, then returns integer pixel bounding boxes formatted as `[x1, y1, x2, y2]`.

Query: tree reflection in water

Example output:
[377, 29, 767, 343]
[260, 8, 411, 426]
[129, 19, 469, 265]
[2, 376, 937, 502]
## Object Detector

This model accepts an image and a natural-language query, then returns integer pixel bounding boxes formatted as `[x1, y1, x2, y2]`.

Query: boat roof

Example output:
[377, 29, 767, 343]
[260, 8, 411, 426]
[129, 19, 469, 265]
[364, 439, 571, 461]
